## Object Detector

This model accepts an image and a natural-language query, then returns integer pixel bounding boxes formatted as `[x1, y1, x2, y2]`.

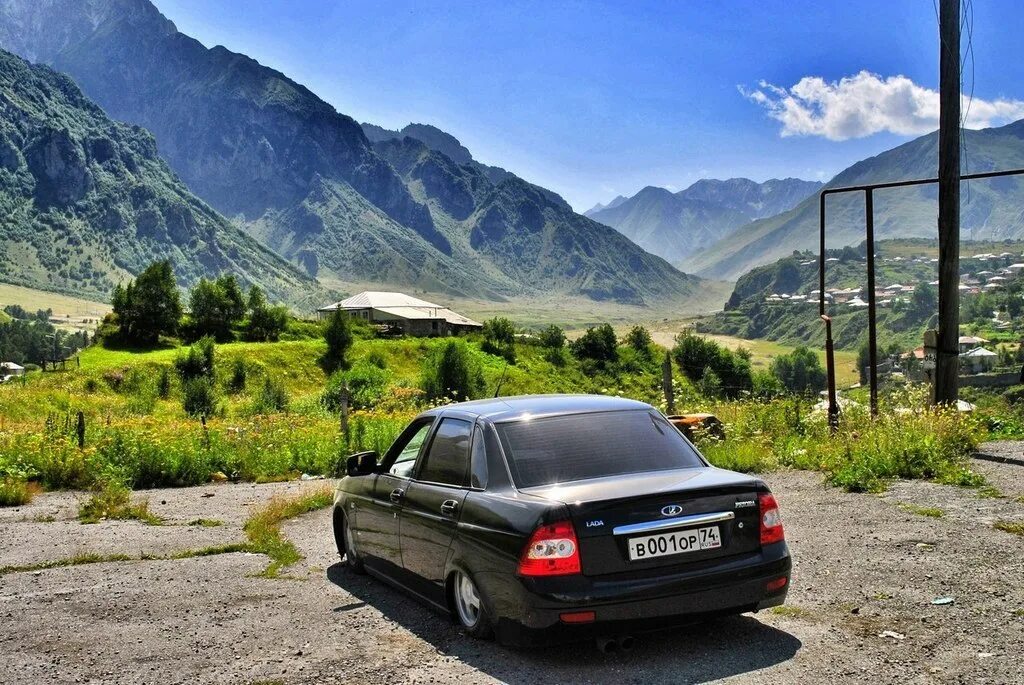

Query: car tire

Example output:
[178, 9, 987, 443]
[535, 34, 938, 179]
[451, 570, 494, 639]
[333, 509, 365, 574]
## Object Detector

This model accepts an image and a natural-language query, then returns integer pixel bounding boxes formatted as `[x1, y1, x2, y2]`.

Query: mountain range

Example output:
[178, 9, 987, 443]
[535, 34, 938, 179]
[586, 178, 822, 265]
[0, 0, 699, 307]
[681, 122, 1024, 280]
[0, 48, 313, 304]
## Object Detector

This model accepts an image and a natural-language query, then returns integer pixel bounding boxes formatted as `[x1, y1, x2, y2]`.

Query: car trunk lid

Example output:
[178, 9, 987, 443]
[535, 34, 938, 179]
[520, 468, 763, 576]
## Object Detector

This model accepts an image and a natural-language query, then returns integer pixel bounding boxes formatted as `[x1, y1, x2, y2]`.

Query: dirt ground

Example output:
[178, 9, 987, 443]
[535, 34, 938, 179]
[1, 451, 1023, 685]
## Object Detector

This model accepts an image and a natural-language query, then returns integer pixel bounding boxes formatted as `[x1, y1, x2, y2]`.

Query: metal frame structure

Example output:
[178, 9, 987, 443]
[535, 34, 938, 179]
[818, 167, 1024, 431]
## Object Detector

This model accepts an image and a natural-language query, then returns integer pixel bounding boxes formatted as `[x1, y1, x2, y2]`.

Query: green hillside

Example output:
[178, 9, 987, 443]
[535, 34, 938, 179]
[684, 122, 1024, 280]
[0, 50, 316, 305]
[697, 239, 1024, 350]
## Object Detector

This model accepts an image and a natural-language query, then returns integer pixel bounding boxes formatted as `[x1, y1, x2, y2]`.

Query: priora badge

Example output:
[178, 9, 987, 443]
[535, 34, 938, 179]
[661, 504, 683, 517]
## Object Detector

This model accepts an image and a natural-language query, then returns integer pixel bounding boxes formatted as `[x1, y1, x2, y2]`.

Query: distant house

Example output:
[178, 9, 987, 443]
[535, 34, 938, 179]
[958, 335, 988, 353]
[0, 361, 25, 380]
[962, 346, 997, 374]
[317, 291, 483, 337]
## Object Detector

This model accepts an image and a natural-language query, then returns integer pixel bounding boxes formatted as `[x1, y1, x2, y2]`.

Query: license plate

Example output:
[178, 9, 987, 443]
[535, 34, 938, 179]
[627, 526, 722, 561]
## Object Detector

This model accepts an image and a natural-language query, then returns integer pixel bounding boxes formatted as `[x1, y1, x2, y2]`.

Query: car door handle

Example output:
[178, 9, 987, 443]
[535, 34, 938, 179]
[389, 488, 405, 504]
[440, 499, 460, 517]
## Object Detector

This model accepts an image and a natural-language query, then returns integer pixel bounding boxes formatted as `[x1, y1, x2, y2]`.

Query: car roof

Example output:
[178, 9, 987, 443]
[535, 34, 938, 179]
[421, 394, 654, 423]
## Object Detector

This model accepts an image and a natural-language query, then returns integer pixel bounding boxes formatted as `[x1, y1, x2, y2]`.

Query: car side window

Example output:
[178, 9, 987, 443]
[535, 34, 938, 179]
[388, 421, 433, 478]
[417, 418, 472, 486]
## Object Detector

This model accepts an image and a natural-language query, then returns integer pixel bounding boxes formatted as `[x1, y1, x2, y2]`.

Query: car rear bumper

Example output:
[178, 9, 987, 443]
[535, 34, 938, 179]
[489, 542, 791, 647]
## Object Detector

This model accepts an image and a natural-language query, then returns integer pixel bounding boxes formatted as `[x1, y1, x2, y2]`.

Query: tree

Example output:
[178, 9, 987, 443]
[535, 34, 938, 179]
[671, 332, 752, 398]
[188, 275, 246, 342]
[174, 336, 216, 382]
[111, 260, 182, 345]
[421, 340, 484, 401]
[624, 325, 653, 358]
[570, 324, 617, 365]
[697, 366, 722, 397]
[770, 346, 827, 395]
[481, 317, 516, 363]
[910, 282, 938, 315]
[244, 286, 288, 342]
[321, 310, 353, 373]
[537, 325, 566, 349]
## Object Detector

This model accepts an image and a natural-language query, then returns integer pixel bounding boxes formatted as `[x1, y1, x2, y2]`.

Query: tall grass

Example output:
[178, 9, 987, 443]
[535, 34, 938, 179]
[0, 334, 993, 496]
[694, 390, 985, 492]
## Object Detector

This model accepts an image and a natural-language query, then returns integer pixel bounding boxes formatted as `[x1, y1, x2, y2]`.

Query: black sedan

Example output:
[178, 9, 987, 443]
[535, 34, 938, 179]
[332, 394, 791, 647]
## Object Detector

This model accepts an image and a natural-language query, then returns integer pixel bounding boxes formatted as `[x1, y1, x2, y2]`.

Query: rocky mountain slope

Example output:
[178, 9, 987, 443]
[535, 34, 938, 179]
[0, 0, 700, 306]
[682, 123, 1024, 280]
[0, 49, 313, 303]
[588, 178, 821, 265]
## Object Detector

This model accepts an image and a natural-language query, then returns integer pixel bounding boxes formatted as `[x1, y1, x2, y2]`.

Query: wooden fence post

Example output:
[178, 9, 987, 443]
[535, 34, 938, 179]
[662, 352, 675, 415]
[76, 411, 85, 449]
[340, 383, 350, 448]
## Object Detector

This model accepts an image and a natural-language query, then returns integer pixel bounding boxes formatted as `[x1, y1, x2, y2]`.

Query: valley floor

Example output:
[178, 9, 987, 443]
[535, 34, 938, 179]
[2, 453, 1022, 684]
[647, 324, 861, 387]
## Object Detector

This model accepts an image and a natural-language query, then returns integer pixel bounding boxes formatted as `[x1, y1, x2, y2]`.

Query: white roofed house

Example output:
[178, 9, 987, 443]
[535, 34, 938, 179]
[0, 361, 25, 382]
[961, 346, 997, 374]
[317, 291, 482, 337]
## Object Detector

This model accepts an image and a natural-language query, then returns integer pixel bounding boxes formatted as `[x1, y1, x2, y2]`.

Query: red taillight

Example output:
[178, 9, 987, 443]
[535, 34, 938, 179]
[759, 492, 785, 545]
[517, 520, 581, 576]
[559, 610, 596, 624]
[766, 576, 788, 592]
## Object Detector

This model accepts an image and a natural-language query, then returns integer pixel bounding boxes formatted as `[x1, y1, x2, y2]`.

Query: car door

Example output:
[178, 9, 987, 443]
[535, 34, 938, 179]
[355, 418, 434, 575]
[399, 416, 473, 601]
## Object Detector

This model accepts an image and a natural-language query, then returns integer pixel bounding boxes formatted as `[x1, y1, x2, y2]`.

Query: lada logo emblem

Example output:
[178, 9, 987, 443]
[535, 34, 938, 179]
[661, 504, 683, 516]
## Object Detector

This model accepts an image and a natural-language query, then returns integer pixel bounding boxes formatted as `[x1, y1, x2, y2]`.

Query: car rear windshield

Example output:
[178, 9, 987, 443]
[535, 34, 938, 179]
[495, 410, 705, 488]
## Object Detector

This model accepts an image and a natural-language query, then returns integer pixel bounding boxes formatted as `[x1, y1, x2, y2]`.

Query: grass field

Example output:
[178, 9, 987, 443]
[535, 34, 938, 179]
[0, 283, 110, 317]
[0, 283, 110, 330]
[644, 325, 860, 387]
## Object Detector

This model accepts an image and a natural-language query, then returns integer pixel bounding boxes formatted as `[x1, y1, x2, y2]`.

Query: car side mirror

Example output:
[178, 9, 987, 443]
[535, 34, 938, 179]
[346, 451, 379, 477]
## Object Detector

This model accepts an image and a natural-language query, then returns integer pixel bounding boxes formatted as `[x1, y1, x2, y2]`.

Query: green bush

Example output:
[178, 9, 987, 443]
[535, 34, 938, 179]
[421, 340, 485, 401]
[253, 376, 289, 414]
[538, 324, 566, 349]
[156, 366, 172, 399]
[227, 358, 247, 394]
[0, 477, 34, 506]
[570, 324, 617, 365]
[175, 336, 216, 382]
[771, 346, 827, 395]
[182, 377, 218, 418]
[323, 361, 391, 411]
[672, 332, 752, 398]
[481, 317, 517, 363]
[244, 286, 289, 342]
[624, 325, 653, 358]
[320, 310, 353, 373]
[187, 275, 245, 342]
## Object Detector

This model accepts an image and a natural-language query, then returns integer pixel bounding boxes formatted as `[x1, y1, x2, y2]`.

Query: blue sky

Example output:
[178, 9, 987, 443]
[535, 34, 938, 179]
[154, 0, 1024, 212]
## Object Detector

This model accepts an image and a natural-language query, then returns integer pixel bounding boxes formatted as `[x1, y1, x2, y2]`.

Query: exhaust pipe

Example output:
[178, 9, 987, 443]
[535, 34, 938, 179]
[616, 635, 635, 652]
[595, 636, 619, 654]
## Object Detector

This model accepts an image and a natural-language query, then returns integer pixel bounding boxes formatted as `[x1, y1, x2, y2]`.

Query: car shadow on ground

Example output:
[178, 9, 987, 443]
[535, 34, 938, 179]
[326, 563, 801, 683]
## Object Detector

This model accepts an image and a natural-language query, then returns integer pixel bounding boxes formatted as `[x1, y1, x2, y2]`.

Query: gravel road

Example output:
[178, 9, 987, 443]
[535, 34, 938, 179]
[1, 452, 1023, 684]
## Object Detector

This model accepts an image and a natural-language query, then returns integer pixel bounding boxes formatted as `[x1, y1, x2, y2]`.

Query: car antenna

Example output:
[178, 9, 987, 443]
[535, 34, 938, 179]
[493, 360, 509, 397]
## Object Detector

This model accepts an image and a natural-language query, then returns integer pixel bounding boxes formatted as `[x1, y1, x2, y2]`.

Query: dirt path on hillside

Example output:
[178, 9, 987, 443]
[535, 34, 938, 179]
[1, 455, 1022, 684]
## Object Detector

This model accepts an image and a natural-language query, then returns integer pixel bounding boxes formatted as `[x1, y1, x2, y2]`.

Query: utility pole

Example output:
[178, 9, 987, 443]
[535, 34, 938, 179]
[934, 0, 961, 404]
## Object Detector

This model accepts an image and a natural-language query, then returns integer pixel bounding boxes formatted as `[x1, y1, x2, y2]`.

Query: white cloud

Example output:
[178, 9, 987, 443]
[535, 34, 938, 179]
[740, 71, 1024, 141]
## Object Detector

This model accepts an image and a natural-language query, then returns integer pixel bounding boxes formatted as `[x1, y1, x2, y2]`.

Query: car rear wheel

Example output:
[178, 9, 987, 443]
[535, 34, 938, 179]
[333, 509, 365, 573]
[452, 570, 493, 639]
